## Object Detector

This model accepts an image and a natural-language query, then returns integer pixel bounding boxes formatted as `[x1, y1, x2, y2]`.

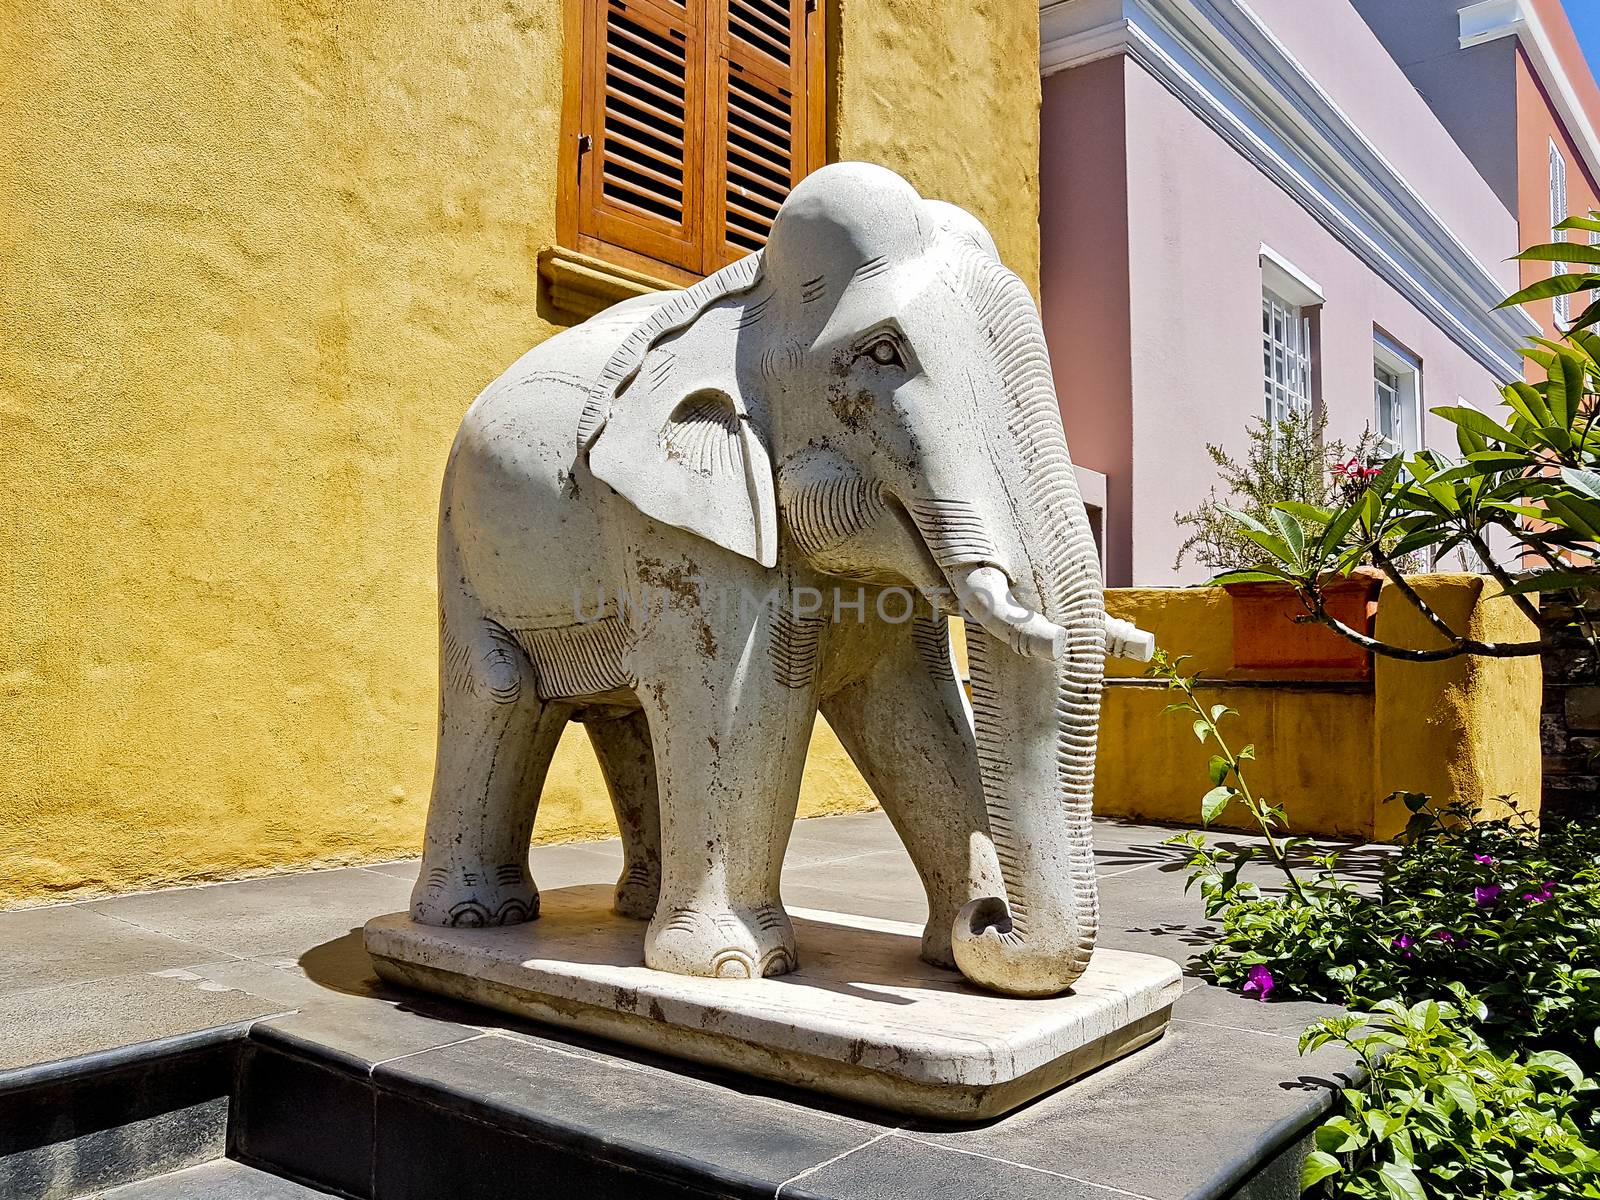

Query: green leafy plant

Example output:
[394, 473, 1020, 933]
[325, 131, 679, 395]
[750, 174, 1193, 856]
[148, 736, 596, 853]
[1173, 408, 1394, 574]
[1146, 651, 1600, 1197]
[1210, 333, 1600, 662]
[1501, 210, 1600, 336]
[1299, 995, 1600, 1199]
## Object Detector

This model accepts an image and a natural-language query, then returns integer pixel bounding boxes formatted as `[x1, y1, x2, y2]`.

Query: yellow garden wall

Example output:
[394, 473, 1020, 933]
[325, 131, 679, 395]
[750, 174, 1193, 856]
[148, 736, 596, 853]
[0, 0, 1041, 907]
[1098, 577, 1542, 840]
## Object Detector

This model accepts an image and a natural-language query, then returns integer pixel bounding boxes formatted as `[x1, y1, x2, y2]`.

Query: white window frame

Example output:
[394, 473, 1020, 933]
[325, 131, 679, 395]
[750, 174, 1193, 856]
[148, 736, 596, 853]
[1259, 247, 1321, 433]
[1590, 229, 1598, 315]
[1551, 139, 1570, 326]
[1263, 289, 1314, 427]
[1373, 330, 1422, 458]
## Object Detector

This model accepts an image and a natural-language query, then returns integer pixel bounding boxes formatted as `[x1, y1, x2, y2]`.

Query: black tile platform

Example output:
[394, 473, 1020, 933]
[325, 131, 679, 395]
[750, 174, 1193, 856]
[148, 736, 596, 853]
[0, 814, 1363, 1199]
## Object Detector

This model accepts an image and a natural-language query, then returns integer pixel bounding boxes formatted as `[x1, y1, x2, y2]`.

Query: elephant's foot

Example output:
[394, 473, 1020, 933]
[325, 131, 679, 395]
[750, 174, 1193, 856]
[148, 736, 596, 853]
[411, 862, 540, 928]
[613, 862, 661, 921]
[645, 901, 797, 979]
[920, 912, 959, 970]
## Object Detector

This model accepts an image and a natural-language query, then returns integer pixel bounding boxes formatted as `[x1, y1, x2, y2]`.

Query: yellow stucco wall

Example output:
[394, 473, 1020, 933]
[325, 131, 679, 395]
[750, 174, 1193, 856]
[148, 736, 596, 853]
[1098, 579, 1542, 840]
[830, 0, 1042, 289]
[0, 1, 1042, 907]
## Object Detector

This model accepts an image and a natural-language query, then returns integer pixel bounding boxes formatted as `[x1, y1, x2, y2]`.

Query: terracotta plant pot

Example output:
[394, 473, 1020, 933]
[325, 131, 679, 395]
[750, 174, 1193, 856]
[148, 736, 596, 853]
[1223, 568, 1383, 679]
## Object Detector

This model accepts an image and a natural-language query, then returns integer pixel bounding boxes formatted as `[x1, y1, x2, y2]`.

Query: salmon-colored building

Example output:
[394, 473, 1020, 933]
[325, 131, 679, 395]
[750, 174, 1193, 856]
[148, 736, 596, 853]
[1356, 0, 1600, 339]
[1037, 0, 1598, 584]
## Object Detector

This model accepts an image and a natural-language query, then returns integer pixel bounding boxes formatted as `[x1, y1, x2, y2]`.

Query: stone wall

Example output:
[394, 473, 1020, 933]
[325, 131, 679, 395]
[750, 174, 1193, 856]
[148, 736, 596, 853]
[1539, 596, 1600, 825]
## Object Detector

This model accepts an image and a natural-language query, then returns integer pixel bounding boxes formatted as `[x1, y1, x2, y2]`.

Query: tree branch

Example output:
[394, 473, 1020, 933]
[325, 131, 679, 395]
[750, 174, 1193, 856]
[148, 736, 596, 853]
[1300, 608, 1543, 661]
[1367, 545, 1470, 646]
[1464, 530, 1545, 627]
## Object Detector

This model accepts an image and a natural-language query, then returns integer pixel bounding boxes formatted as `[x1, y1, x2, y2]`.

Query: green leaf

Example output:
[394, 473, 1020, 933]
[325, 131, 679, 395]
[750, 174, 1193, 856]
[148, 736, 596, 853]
[1270, 507, 1305, 567]
[1527, 1049, 1585, 1086]
[1192, 718, 1210, 744]
[1208, 569, 1293, 585]
[1216, 503, 1269, 534]
[1504, 380, 1553, 426]
[1240, 527, 1296, 566]
[1207, 755, 1230, 786]
[1315, 1118, 1365, 1154]
[1561, 466, 1600, 499]
[1299, 1150, 1342, 1190]
[1548, 349, 1587, 430]
[1275, 500, 1333, 525]
[1432, 1074, 1478, 1118]
[1375, 1160, 1426, 1200]
[1555, 213, 1600, 235]
[1498, 272, 1600, 307]
[1200, 786, 1234, 824]
[1516, 241, 1600, 263]
[1432, 404, 1527, 448]
[1493, 568, 1600, 596]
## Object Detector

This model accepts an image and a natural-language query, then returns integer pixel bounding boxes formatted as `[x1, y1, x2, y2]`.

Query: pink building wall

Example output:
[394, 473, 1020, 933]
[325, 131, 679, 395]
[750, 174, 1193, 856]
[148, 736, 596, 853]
[1040, 0, 1525, 586]
[1041, 55, 1135, 586]
[1122, 65, 1511, 583]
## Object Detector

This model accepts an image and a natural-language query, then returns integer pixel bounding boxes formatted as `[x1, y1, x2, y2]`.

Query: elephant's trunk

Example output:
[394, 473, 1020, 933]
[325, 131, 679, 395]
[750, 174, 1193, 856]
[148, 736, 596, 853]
[935, 262, 1107, 999]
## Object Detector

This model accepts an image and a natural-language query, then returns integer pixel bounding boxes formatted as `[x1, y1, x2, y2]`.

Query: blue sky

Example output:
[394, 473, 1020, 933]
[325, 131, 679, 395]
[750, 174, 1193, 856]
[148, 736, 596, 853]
[1570, 0, 1600, 81]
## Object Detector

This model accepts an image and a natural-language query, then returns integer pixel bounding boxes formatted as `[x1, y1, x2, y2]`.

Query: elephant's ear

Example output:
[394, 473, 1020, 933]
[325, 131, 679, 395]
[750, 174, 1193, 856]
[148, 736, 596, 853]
[582, 253, 776, 566]
[589, 383, 778, 568]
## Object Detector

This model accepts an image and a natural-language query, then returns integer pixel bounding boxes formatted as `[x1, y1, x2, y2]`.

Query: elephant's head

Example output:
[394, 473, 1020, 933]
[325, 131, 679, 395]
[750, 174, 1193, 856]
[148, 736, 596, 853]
[583, 162, 1114, 996]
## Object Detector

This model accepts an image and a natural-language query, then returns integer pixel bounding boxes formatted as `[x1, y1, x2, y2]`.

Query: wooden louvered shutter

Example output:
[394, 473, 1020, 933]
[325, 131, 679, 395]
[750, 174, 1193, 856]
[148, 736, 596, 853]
[565, 0, 820, 280]
[579, 0, 706, 275]
[706, 0, 813, 268]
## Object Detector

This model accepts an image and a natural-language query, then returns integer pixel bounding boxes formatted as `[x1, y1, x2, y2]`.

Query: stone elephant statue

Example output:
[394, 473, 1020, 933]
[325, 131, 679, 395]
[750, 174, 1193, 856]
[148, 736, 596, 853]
[413, 162, 1151, 998]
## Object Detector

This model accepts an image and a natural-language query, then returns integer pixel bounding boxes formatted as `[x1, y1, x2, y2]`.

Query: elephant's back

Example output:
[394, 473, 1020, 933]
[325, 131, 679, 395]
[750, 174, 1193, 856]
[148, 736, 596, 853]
[444, 293, 674, 625]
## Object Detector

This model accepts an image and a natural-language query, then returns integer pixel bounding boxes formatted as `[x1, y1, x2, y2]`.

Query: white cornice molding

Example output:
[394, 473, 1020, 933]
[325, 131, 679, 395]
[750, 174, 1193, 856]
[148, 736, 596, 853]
[1460, 0, 1600, 190]
[1039, 0, 1540, 383]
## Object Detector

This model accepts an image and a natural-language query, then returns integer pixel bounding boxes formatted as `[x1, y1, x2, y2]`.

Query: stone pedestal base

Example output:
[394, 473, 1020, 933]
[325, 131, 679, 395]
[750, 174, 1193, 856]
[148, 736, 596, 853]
[364, 885, 1181, 1121]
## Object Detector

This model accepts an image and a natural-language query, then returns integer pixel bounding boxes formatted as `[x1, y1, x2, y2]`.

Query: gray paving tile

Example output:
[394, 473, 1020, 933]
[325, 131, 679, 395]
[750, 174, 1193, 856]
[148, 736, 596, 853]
[783, 811, 907, 865]
[252, 1004, 482, 1076]
[780, 879, 928, 926]
[0, 905, 223, 996]
[374, 1031, 883, 1191]
[0, 970, 285, 1070]
[901, 1018, 1356, 1200]
[92, 1158, 336, 1197]
[780, 1133, 1138, 1200]
[1173, 978, 1344, 1039]
[784, 847, 924, 895]
[82, 867, 413, 958]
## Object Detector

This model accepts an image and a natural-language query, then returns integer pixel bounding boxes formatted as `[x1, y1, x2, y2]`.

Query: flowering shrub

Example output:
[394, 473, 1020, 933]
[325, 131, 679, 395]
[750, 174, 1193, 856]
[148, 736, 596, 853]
[1172, 408, 1401, 574]
[1150, 652, 1600, 1196]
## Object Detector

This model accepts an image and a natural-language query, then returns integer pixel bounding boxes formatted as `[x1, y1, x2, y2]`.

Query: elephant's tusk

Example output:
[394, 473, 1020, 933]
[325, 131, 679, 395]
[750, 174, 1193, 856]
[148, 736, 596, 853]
[952, 565, 1067, 660]
[1104, 615, 1155, 662]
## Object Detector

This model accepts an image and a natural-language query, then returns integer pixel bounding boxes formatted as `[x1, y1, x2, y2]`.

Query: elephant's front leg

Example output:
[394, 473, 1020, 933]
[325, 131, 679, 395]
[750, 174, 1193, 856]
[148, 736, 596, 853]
[821, 611, 1004, 969]
[633, 595, 820, 979]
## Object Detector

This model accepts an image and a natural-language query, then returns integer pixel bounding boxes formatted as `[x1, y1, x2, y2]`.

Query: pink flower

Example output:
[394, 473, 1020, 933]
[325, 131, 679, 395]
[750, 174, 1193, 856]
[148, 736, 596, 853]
[1391, 934, 1416, 959]
[1431, 930, 1456, 944]
[1474, 884, 1502, 907]
[1520, 881, 1557, 904]
[1473, 854, 1496, 866]
[1243, 965, 1275, 1001]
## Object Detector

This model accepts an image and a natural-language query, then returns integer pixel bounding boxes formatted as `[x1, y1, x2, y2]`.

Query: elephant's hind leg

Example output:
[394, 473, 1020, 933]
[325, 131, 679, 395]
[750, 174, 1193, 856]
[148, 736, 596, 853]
[412, 602, 567, 929]
[585, 711, 662, 919]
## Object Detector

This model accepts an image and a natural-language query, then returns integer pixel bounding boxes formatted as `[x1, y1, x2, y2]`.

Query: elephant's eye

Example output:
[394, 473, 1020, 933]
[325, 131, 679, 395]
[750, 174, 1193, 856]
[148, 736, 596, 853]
[855, 333, 906, 371]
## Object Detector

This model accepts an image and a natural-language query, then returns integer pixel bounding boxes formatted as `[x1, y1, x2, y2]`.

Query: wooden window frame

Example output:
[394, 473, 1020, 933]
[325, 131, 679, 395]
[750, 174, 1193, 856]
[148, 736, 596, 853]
[558, 0, 825, 286]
